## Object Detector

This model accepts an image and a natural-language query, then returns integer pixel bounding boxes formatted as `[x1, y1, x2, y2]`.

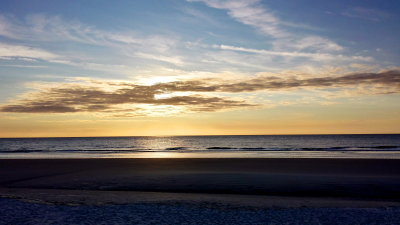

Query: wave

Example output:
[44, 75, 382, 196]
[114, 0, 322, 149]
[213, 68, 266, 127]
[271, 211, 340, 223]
[165, 147, 187, 150]
[0, 149, 153, 154]
[207, 147, 236, 150]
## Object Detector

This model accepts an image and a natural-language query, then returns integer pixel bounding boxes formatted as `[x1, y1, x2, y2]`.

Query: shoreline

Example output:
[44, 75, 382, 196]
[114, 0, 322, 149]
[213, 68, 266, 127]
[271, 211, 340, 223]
[1, 150, 400, 159]
[1, 133, 399, 139]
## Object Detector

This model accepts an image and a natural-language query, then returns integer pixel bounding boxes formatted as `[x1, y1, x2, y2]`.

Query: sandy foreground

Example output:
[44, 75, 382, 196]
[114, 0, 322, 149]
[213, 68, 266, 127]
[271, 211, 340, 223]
[1, 158, 400, 224]
[0, 158, 399, 208]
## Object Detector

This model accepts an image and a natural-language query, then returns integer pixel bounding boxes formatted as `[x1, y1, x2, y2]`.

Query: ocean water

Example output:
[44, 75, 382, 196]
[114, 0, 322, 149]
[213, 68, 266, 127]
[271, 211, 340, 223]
[0, 134, 399, 158]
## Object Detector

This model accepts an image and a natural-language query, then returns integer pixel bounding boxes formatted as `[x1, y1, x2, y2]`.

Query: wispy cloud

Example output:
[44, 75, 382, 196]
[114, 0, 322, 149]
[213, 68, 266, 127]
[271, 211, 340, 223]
[1, 69, 398, 115]
[272, 36, 343, 52]
[0, 43, 60, 61]
[14, 14, 179, 52]
[179, 6, 222, 27]
[0, 14, 183, 69]
[0, 42, 137, 75]
[189, 0, 345, 54]
[343, 7, 392, 22]
[215, 44, 370, 62]
[134, 52, 185, 66]
[189, 0, 285, 37]
[1, 64, 48, 68]
[0, 12, 377, 76]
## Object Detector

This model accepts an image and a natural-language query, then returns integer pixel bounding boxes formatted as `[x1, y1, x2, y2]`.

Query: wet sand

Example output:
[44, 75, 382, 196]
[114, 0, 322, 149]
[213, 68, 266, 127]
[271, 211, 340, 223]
[0, 158, 399, 207]
[2, 197, 400, 225]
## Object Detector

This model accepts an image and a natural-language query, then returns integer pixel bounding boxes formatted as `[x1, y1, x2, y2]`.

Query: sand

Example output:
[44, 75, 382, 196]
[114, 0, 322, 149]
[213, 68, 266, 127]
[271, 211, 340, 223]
[3, 197, 400, 225]
[1, 158, 400, 224]
[1, 198, 400, 225]
[0, 158, 399, 206]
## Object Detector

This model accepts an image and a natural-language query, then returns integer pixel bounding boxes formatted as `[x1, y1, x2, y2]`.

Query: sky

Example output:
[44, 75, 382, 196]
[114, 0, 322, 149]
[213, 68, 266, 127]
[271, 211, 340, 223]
[0, 0, 399, 137]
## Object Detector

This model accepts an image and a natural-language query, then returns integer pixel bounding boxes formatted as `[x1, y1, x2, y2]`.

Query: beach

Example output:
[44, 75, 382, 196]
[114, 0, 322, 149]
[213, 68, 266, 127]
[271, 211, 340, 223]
[1, 158, 400, 201]
[1, 158, 400, 224]
[1, 0, 399, 222]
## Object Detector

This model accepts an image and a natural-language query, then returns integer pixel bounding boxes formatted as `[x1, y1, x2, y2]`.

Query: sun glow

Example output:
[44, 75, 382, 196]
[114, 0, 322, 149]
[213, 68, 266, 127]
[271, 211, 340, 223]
[138, 104, 185, 117]
[138, 76, 177, 85]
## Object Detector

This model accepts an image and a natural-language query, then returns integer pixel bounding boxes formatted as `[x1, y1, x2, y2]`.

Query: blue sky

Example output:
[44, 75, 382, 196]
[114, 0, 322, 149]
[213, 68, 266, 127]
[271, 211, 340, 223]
[0, 0, 399, 136]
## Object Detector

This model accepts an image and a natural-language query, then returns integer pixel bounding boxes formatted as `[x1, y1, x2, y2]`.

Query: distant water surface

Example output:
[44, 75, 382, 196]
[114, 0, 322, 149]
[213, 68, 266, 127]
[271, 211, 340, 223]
[0, 134, 399, 158]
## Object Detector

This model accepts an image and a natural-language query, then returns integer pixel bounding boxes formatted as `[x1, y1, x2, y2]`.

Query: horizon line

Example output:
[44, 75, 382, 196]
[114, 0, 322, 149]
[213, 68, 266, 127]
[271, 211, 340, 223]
[1, 133, 399, 139]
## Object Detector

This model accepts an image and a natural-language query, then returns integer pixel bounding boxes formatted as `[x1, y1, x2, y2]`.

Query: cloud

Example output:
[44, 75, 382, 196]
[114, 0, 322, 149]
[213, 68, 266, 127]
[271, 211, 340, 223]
[0, 15, 19, 39]
[179, 6, 222, 27]
[149, 69, 400, 93]
[9, 14, 179, 53]
[343, 7, 392, 22]
[0, 43, 137, 75]
[215, 44, 370, 62]
[0, 43, 160, 77]
[0, 13, 375, 75]
[1, 64, 48, 68]
[135, 52, 185, 66]
[189, 0, 284, 38]
[1, 69, 398, 115]
[0, 81, 254, 114]
[0, 14, 183, 68]
[273, 36, 344, 52]
[0, 43, 60, 61]
[190, 0, 344, 54]
[212, 69, 400, 92]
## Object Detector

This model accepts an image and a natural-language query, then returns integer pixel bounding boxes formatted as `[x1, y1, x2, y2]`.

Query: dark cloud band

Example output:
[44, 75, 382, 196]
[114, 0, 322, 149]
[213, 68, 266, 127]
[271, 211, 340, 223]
[156, 69, 400, 93]
[1, 69, 398, 114]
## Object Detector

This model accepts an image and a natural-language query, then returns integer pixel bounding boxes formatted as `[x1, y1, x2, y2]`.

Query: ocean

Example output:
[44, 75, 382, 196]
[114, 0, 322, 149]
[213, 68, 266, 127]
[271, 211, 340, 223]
[0, 134, 399, 159]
